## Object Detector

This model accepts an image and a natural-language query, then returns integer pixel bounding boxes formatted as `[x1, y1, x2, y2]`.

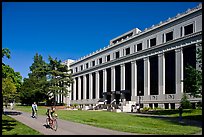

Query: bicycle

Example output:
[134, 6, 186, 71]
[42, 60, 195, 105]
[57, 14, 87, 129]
[46, 115, 58, 131]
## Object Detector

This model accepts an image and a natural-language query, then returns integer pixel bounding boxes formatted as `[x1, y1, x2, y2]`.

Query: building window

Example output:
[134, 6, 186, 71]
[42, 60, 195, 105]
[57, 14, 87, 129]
[162, 34, 164, 43]
[166, 31, 173, 42]
[75, 67, 78, 72]
[184, 24, 194, 36]
[125, 47, 130, 55]
[115, 51, 120, 59]
[92, 60, 95, 67]
[86, 63, 88, 69]
[99, 58, 102, 64]
[180, 27, 183, 37]
[137, 43, 142, 51]
[80, 65, 83, 71]
[150, 37, 156, 47]
[106, 55, 110, 62]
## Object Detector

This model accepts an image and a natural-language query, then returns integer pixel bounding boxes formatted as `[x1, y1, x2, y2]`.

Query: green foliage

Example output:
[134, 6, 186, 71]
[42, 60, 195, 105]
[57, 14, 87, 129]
[141, 107, 150, 112]
[180, 93, 192, 109]
[46, 56, 73, 106]
[2, 48, 22, 104]
[19, 53, 49, 105]
[182, 46, 202, 98]
[2, 48, 11, 59]
[2, 77, 17, 104]
[19, 53, 73, 106]
[2, 65, 22, 90]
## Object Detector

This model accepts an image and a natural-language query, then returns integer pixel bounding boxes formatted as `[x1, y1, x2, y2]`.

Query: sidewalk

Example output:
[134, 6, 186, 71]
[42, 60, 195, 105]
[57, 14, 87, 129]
[3, 109, 137, 135]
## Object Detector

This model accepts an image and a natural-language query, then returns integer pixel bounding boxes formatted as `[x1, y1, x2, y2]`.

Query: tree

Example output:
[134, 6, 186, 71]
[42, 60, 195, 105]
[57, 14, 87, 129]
[182, 45, 202, 98]
[19, 53, 49, 105]
[47, 56, 73, 106]
[2, 48, 22, 104]
[2, 77, 17, 107]
[2, 48, 11, 59]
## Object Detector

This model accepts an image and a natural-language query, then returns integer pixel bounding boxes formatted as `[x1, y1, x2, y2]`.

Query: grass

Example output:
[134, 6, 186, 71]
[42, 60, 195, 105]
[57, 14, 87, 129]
[142, 109, 202, 121]
[14, 105, 202, 135]
[2, 114, 42, 135]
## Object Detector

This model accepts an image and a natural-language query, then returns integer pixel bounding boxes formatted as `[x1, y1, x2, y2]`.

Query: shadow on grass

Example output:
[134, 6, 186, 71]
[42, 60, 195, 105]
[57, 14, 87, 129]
[3, 110, 22, 115]
[141, 109, 194, 115]
[2, 116, 17, 132]
[131, 114, 202, 128]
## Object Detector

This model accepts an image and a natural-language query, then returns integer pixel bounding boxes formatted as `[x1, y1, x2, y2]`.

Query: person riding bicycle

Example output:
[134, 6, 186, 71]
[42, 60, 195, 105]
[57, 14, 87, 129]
[46, 106, 57, 124]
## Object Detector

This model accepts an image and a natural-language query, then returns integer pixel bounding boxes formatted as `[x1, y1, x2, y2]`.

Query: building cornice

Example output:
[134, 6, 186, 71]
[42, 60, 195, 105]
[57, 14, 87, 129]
[70, 3, 202, 66]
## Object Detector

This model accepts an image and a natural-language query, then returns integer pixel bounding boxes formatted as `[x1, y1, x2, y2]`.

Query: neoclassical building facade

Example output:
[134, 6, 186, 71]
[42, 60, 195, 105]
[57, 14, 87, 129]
[64, 4, 202, 112]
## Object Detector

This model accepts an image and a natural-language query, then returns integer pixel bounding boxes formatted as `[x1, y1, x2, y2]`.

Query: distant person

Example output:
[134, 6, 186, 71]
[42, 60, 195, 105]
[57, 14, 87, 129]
[178, 105, 183, 122]
[10, 102, 14, 110]
[31, 102, 38, 118]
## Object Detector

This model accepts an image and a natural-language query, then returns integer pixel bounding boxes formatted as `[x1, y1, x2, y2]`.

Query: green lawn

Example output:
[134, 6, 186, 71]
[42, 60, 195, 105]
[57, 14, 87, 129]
[14, 105, 202, 135]
[2, 114, 42, 135]
[142, 109, 202, 121]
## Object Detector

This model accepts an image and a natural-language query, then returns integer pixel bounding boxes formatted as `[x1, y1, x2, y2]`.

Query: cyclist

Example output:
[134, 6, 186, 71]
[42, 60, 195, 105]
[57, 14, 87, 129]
[46, 106, 57, 125]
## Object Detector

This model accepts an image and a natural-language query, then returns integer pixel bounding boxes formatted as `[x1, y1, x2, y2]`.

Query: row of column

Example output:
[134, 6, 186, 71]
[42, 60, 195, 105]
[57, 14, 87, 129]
[71, 48, 184, 101]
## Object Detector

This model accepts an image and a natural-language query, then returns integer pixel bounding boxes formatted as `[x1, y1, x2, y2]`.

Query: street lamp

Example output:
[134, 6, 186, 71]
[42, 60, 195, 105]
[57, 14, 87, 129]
[138, 90, 141, 113]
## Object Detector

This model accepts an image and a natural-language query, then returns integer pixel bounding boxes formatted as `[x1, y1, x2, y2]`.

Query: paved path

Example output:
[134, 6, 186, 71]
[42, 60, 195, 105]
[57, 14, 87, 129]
[3, 109, 137, 135]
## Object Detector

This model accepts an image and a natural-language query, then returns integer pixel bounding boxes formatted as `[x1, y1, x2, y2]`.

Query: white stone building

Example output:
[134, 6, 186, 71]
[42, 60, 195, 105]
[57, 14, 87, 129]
[64, 4, 202, 112]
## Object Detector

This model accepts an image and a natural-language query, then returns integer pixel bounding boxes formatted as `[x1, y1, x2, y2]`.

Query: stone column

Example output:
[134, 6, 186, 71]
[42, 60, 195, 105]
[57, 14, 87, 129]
[144, 57, 150, 99]
[175, 48, 183, 97]
[120, 64, 125, 90]
[96, 71, 100, 99]
[89, 73, 93, 99]
[158, 53, 165, 96]
[131, 61, 137, 100]
[78, 76, 81, 100]
[73, 78, 76, 100]
[103, 69, 107, 93]
[111, 66, 115, 92]
[83, 75, 87, 100]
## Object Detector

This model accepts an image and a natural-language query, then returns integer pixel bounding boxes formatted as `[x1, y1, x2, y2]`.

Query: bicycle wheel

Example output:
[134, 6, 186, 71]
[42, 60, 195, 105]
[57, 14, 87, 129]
[52, 119, 58, 131]
[46, 118, 50, 126]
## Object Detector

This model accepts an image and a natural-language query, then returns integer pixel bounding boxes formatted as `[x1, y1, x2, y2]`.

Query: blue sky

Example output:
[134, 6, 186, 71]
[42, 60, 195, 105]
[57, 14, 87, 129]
[2, 2, 200, 79]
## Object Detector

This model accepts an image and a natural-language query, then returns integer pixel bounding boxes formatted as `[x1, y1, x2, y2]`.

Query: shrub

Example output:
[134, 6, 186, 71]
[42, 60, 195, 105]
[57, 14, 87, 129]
[180, 93, 192, 109]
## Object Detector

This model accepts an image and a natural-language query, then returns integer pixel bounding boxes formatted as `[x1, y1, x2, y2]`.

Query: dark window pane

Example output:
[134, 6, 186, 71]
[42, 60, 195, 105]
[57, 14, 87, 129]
[107, 55, 110, 61]
[137, 43, 142, 51]
[165, 50, 175, 94]
[116, 51, 120, 59]
[126, 48, 130, 55]
[150, 38, 156, 47]
[166, 31, 173, 42]
[99, 58, 102, 64]
[92, 61, 95, 66]
[184, 24, 193, 35]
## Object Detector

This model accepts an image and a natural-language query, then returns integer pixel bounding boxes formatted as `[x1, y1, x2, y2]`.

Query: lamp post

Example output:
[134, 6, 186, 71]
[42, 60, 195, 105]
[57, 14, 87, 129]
[138, 90, 141, 113]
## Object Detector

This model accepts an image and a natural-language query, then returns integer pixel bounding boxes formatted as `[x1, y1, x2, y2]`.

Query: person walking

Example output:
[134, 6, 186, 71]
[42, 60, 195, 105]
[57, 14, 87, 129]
[31, 102, 38, 118]
[178, 105, 183, 122]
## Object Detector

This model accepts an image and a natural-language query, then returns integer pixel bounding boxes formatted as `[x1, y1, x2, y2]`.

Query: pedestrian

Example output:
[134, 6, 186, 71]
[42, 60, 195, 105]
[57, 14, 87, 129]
[178, 105, 183, 122]
[31, 102, 38, 118]
[10, 102, 14, 110]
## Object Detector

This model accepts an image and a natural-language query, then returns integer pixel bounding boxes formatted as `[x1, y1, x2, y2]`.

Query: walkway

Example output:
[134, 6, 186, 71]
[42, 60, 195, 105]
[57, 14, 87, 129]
[3, 109, 137, 135]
